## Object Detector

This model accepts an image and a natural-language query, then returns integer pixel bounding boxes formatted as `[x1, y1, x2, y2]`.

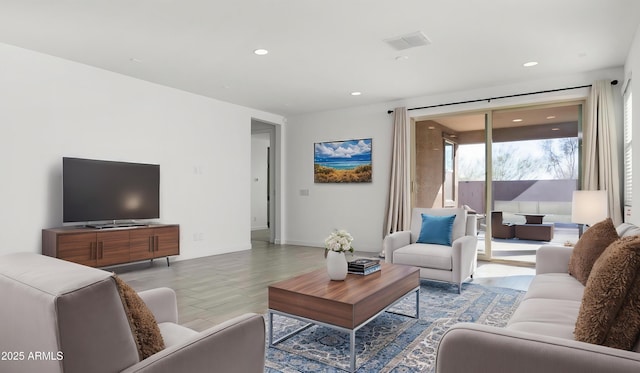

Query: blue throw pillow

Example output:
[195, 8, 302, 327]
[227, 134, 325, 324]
[417, 214, 456, 246]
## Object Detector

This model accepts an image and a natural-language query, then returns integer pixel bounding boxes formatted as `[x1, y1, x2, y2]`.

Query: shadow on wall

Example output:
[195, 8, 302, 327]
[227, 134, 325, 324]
[46, 163, 63, 228]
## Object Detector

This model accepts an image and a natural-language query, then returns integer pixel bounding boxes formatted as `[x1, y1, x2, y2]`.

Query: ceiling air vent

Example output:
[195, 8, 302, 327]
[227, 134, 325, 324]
[384, 31, 431, 51]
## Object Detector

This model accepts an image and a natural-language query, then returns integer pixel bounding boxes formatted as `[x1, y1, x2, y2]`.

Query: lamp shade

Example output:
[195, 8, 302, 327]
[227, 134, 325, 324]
[571, 190, 608, 226]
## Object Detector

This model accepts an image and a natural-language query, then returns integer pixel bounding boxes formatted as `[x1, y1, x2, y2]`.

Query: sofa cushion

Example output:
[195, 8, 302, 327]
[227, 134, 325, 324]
[158, 322, 199, 347]
[393, 243, 452, 270]
[523, 273, 584, 302]
[574, 235, 640, 350]
[568, 218, 619, 285]
[507, 298, 582, 340]
[114, 276, 166, 360]
[417, 214, 456, 246]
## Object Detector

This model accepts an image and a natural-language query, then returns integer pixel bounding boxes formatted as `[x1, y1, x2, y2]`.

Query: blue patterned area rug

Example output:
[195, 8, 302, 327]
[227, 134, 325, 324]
[265, 280, 525, 372]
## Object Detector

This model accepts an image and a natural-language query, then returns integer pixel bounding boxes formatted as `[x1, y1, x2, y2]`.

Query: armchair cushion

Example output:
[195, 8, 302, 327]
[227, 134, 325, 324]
[568, 218, 619, 285]
[417, 214, 456, 245]
[115, 276, 165, 360]
[393, 243, 453, 270]
[574, 235, 640, 350]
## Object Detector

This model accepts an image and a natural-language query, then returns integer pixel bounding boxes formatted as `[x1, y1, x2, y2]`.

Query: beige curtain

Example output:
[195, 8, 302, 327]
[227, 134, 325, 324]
[384, 107, 411, 236]
[583, 80, 623, 225]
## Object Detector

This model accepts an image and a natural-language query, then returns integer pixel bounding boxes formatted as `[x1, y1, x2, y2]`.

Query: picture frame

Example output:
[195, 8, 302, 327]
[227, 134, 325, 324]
[314, 138, 372, 183]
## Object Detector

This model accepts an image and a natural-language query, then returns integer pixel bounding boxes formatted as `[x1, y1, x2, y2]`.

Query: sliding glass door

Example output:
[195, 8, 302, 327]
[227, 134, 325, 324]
[413, 102, 582, 264]
[489, 104, 581, 264]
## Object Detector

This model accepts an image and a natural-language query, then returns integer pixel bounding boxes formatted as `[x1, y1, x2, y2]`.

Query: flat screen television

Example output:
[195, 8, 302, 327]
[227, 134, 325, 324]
[63, 157, 160, 225]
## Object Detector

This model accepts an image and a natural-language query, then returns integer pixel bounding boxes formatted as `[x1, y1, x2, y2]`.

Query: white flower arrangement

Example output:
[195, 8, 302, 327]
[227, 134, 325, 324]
[324, 229, 354, 257]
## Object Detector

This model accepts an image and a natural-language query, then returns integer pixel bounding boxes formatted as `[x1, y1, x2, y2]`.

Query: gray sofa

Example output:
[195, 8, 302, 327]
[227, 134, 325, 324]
[0, 252, 265, 373]
[436, 223, 640, 373]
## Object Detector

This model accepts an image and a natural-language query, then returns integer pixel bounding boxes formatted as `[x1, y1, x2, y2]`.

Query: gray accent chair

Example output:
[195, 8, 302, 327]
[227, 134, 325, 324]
[0, 252, 265, 373]
[383, 208, 478, 293]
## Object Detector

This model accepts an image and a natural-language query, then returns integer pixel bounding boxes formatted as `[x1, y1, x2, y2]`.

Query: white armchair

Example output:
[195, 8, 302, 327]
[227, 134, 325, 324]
[383, 208, 478, 293]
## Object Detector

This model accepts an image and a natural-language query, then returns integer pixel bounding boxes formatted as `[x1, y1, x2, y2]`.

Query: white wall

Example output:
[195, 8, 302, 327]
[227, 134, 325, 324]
[285, 68, 624, 253]
[251, 133, 270, 229]
[284, 106, 392, 252]
[0, 43, 285, 259]
[624, 23, 640, 225]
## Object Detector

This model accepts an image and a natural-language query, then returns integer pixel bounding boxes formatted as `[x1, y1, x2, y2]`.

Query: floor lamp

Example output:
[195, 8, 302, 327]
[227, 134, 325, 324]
[571, 190, 609, 237]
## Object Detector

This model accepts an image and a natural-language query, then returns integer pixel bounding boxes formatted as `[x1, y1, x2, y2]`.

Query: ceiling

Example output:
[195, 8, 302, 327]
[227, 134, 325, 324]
[435, 104, 581, 132]
[1, 1, 638, 117]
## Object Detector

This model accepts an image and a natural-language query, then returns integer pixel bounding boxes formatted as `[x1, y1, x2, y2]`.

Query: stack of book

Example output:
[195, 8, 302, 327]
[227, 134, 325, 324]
[348, 258, 381, 275]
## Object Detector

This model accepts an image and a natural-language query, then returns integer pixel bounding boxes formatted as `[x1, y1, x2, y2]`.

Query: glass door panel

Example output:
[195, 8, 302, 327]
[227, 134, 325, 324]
[443, 140, 456, 207]
[489, 104, 581, 264]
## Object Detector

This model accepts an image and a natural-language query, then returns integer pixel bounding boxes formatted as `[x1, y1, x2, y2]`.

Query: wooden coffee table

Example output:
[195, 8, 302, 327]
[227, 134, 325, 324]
[268, 262, 420, 372]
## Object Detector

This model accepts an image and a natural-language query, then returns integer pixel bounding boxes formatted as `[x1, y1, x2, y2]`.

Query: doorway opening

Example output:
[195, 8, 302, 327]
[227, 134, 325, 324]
[251, 120, 278, 245]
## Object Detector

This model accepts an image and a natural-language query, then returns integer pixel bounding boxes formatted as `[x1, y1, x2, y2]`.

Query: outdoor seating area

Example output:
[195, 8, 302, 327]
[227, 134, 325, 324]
[494, 200, 573, 225]
[515, 223, 554, 241]
[491, 211, 555, 242]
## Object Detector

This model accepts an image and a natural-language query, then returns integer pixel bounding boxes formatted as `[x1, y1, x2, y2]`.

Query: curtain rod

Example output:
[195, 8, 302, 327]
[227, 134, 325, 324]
[387, 80, 618, 114]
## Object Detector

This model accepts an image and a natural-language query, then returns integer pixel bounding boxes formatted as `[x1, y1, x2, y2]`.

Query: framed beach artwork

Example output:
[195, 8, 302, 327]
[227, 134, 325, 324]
[314, 138, 372, 183]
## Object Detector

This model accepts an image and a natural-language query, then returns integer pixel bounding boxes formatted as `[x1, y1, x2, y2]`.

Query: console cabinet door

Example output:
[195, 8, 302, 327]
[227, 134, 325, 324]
[153, 226, 180, 258]
[129, 228, 155, 262]
[57, 232, 97, 266]
[96, 230, 130, 266]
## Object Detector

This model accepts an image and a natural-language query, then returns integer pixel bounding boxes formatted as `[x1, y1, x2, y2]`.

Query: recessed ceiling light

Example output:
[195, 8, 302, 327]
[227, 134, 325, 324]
[427, 126, 435, 130]
[395, 55, 409, 61]
[546, 115, 556, 119]
[350, 91, 362, 96]
[551, 128, 560, 131]
[253, 49, 269, 55]
[523, 61, 538, 67]
[512, 119, 523, 122]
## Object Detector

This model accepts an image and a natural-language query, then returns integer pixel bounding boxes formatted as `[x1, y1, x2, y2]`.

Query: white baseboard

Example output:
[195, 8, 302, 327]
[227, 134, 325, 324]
[282, 240, 323, 248]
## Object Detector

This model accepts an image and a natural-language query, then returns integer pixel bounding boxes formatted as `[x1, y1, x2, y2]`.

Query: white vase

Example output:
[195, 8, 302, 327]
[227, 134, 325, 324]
[326, 250, 348, 281]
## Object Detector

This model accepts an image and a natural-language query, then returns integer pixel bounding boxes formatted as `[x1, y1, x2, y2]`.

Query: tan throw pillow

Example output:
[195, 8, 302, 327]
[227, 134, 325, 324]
[114, 276, 165, 360]
[574, 235, 640, 350]
[568, 218, 619, 285]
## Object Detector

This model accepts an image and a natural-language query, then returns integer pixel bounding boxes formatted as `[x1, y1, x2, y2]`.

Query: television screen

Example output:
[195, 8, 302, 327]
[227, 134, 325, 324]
[63, 157, 160, 223]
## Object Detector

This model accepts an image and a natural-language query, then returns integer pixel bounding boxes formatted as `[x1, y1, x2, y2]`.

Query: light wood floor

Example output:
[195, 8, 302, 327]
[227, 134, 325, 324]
[115, 239, 534, 332]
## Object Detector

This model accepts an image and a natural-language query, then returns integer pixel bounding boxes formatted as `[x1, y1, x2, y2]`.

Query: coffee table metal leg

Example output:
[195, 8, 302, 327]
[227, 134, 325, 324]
[269, 310, 316, 346]
[386, 287, 420, 319]
[268, 310, 273, 346]
[350, 330, 356, 372]
[415, 287, 420, 318]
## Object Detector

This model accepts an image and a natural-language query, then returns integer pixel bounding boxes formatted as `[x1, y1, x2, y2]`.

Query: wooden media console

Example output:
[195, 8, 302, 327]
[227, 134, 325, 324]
[42, 224, 179, 267]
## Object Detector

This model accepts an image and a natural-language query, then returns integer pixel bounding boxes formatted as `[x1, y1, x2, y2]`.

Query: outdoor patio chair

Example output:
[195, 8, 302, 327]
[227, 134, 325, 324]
[491, 211, 516, 239]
